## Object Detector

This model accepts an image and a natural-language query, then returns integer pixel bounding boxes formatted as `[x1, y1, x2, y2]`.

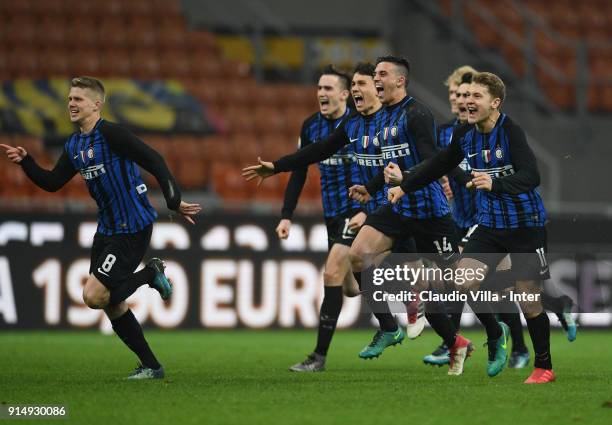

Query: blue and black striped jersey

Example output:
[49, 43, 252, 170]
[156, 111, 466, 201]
[64, 119, 157, 235]
[342, 108, 386, 213]
[437, 119, 477, 228]
[458, 114, 546, 228]
[379, 97, 450, 218]
[400, 114, 546, 229]
[296, 109, 363, 218]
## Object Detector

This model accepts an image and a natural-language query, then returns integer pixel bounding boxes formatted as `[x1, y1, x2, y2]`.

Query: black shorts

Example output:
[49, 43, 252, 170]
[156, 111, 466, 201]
[325, 210, 361, 250]
[364, 204, 460, 267]
[456, 224, 479, 247]
[90, 225, 153, 289]
[462, 225, 550, 280]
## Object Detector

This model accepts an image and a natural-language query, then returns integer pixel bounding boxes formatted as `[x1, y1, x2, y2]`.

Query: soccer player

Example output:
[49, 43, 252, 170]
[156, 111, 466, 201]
[423, 68, 530, 369]
[0, 76, 201, 379]
[388, 72, 556, 384]
[279, 65, 364, 372]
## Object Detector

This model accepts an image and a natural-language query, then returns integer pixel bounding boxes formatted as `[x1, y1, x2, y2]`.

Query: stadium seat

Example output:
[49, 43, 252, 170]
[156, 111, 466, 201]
[30, 0, 65, 17]
[97, 18, 128, 49]
[35, 17, 69, 48]
[125, 18, 158, 49]
[98, 49, 132, 77]
[3, 16, 36, 48]
[159, 51, 192, 79]
[6, 48, 40, 78]
[129, 50, 161, 80]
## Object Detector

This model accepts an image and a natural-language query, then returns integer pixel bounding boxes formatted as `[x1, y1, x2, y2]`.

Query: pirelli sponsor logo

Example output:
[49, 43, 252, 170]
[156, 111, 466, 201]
[80, 164, 106, 180]
[355, 153, 384, 167]
[381, 143, 410, 159]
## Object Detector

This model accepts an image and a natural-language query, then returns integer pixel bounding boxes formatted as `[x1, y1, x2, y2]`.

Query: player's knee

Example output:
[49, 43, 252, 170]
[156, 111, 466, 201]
[323, 267, 342, 284]
[83, 291, 105, 309]
[82, 282, 109, 309]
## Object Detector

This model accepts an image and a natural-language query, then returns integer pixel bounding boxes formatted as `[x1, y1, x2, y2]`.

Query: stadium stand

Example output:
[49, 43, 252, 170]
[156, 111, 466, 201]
[439, 0, 612, 112]
[0, 0, 320, 206]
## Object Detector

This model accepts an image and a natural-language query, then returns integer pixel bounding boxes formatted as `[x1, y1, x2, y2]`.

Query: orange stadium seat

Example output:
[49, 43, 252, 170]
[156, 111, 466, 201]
[98, 49, 132, 76]
[125, 18, 158, 49]
[183, 78, 224, 107]
[211, 162, 253, 201]
[30, 0, 65, 17]
[122, 0, 154, 18]
[97, 18, 128, 49]
[190, 56, 223, 79]
[129, 50, 161, 80]
[3, 16, 36, 48]
[157, 18, 188, 51]
[6, 48, 40, 78]
[221, 106, 256, 134]
[1, 0, 33, 17]
[159, 51, 192, 78]
[253, 106, 287, 136]
[34, 17, 67, 47]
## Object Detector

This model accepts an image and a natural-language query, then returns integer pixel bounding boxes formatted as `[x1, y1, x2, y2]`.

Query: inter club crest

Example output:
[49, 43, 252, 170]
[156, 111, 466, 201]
[373, 135, 379, 146]
[495, 147, 503, 160]
[87, 148, 94, 159]
[482, 149, 492, 163]
[390, 126, 398, 138]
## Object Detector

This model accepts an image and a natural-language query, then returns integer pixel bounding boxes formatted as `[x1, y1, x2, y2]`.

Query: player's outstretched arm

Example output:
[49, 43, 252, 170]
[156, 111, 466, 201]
[242, 157, 275, 186]
[0, 143, 76, 192]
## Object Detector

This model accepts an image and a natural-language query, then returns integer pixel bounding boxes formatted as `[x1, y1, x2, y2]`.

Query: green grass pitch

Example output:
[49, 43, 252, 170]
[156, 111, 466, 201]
[1, 329, 611, 425]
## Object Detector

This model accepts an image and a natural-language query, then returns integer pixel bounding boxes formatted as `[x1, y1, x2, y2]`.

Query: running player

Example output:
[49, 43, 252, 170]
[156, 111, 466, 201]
[423, 69, 530, 369]
[280, 65, 364, 372]
[388, 71, 556, 384]
[0, 76, 201, 379]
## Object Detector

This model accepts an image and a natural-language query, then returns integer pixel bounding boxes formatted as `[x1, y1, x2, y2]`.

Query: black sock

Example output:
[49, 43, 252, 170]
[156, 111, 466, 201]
[314, 286, 343, 356]
[109, 266, 156, 306]
[498, 300, 527, 352]
[526, 312, 552, 369]
[111, 309, 161, 370]
[354, 269, 397, 332]
[467, 298, 502, 340]
[425, 299, 457, 348]
[446, 300, 465, 332]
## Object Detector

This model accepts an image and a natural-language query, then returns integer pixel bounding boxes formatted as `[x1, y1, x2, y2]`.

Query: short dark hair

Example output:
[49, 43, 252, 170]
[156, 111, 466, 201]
[472, 72, 506, 104]
[353, 62, 375, 77]
[320, 65, 351, 91]
[376, 55, 410, 87]
[460, 72, 474, 85]
[70, 76, 105, 101]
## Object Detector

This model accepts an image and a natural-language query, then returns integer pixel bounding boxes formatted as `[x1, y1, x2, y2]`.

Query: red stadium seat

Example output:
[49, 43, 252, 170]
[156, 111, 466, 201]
[125, 18, 158, 49]
[98, 49, 132, 77]
[97, 18, 128, 49]
[6, 48, 40, 78]
[159, 51, 192, 78]
[129, 50, 161, 80]
[35, 16, 70, 48]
